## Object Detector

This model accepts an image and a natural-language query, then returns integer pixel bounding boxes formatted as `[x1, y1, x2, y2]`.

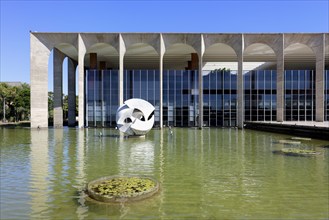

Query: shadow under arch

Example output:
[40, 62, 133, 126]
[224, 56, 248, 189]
[202, 43, 239, 127]
[243, 43, 277, 122]
[284, 43, 316, 122]
[284, 43, 316, 70]
[162, 43, 199, 127]
[84, 43, 119, 69]
[124, 43, 159, 70]
[123, 43, 160, 127]
[163, 43, 198, 70]
[84, 43, 119, 128]
[47, 43, 78, 127]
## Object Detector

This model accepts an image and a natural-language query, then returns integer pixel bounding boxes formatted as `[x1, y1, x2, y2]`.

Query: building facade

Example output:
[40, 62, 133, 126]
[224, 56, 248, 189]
[30, 33, 329, 128]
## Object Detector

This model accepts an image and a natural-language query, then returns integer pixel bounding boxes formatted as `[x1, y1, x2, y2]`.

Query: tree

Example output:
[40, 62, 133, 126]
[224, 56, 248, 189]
[63, 94, 68, 120]
[0, 83, 10, 122]
[48, 91, 54, 120]
[13, 83, 30, 121]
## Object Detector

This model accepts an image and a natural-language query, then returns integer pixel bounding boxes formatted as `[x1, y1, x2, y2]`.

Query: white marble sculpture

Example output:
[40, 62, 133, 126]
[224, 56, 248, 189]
[116, 98, 155, 136]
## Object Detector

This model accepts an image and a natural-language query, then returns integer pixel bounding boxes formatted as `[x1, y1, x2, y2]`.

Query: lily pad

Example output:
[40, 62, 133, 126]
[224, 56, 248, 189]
[86, 175, 159, 203]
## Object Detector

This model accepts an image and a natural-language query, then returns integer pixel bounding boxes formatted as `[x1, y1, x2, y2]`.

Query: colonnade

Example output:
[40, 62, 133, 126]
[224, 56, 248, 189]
[30, 33, 328, 128]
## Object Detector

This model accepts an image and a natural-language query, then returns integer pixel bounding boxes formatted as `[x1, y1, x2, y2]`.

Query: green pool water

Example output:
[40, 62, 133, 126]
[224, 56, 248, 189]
[0, 127, 328, 219]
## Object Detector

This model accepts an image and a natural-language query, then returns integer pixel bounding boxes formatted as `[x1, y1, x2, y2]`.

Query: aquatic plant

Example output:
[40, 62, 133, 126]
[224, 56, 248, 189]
[87, 176, 159, 203]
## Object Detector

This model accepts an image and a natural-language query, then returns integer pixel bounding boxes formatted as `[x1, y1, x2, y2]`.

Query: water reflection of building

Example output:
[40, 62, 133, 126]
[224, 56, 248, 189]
[30, 33, 329, 129]
[29, 129, 49, 218]
[118, 138, 155, 175]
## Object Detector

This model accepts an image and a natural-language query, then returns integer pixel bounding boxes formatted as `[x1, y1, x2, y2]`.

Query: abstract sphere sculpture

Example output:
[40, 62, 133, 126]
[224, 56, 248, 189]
[116, 98, 155, 136]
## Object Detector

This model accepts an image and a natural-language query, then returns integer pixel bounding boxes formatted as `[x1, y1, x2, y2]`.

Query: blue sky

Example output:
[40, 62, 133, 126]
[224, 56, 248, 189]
[0, 0, 328, 92]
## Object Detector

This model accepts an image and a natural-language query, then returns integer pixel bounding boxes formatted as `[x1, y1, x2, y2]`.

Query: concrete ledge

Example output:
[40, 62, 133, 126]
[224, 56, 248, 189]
[244, 121, 329, 140]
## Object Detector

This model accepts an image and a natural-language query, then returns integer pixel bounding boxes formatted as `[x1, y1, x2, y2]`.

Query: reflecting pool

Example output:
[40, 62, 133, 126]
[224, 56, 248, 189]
[0, 128, 328, 219]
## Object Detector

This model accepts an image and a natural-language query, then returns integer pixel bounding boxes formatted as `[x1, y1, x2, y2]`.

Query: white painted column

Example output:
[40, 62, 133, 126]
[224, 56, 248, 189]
[159, 34, 165, 128]
[30, 33, 51, 128]
[53, 48, 65, 128]
[198, 35, 205, 128]
[68, 59, 77, 127]
[119, 34, 126, 106]
[78, 34, 86, 128]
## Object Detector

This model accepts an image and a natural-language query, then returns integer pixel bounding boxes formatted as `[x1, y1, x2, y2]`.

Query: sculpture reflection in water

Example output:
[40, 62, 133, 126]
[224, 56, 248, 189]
[116, 98, 155, 136]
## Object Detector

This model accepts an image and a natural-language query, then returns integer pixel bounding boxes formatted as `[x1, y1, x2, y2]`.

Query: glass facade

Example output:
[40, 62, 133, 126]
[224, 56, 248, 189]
[163, 70, 199, 127]
[86, 70, 119, 127]
[84, 68, 325, 128]
[203, 70, 237, 127]
[284, 70, 315, 121]
[244, 70, 277, 121]
[123, 70, 160, 127]
[325, 70, 329, 121]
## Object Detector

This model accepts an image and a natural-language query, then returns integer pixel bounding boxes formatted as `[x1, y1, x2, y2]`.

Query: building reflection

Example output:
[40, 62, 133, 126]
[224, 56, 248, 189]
[29, 129, 49, 218]
[118, 137, 155, 175]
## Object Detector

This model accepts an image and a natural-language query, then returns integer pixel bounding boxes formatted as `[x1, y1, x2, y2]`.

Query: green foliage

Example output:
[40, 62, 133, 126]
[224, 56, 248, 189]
[210, 68, 231, 74]
[48, 92, 78, 122]
[90, 177, 156, 198]
[0, 83, 78, 123]
[0, 83, 30, 122]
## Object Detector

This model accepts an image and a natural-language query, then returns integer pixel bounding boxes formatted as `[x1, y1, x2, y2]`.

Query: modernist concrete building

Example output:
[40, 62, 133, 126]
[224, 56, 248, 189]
[30, 32, 329, 129]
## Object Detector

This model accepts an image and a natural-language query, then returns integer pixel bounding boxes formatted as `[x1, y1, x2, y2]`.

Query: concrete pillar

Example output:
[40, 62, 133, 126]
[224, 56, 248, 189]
[276, 37, 285, 122]
[119, 34, 126, 106]
[30, 33, 51, 128]
[198, 35, 205, 128]
[315, 34, 325, 122]
[159, 34, 165, 128]
[78, 34, 86, 128]
[68, 59, 77, 127]
[53, 48, 65, 128]
[237, 53, 244, 128]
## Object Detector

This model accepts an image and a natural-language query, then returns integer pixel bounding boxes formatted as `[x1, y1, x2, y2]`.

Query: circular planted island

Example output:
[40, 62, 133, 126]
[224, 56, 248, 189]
[86, 176, 159, 203]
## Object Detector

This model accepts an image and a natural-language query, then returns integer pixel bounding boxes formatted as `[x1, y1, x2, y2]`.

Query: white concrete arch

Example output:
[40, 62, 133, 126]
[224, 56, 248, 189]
[80, 33, 119, 54]
[84, 43, 119, 69]
[284, 43, 316, 69]
[31, 33, 78, 128]
[31, 32, 79, 53]
[48, 45, 78, 128]
[244, 34, 283, 59]
[203, 34, 242, 59]
[244, 43, 277, 69]
[163, 43, 198, 70]
[162, 34, 202, 57]
[124, 42, 159, 69]
[203, 43, 238, 64]
[121, 33, 160, 55]
[284, 34, 324, 58]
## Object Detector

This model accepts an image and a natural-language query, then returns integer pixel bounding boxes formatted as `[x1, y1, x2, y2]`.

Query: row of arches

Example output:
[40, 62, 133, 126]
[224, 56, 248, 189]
[30, 33, 329, 128]
[51, 41, 318, 70]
